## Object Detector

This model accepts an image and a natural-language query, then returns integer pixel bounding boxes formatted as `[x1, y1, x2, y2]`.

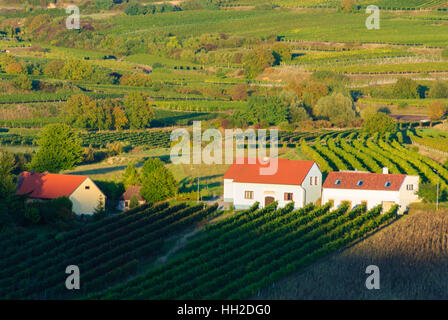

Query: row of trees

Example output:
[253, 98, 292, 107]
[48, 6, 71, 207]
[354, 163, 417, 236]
[65, 92, 154, 130]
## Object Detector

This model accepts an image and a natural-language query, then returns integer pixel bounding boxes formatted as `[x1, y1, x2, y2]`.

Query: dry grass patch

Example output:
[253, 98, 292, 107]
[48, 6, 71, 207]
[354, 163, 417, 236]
[256, 208, 448, 299]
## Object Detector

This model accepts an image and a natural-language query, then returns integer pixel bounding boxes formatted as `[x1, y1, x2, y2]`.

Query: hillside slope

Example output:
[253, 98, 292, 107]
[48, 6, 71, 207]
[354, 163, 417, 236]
[257, 208, 448, 300]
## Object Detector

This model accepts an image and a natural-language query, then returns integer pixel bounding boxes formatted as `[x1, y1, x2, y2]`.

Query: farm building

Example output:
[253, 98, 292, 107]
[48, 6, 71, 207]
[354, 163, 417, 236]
[16, 171, 106, 215]
[118, 186, 146, 211]
[223, 158, 322, 209]
[322, 168, 419, 214]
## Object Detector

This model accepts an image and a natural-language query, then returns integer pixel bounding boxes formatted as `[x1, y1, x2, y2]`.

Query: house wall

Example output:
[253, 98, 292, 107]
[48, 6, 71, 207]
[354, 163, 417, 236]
[231, 182, 305, 209]
[69, 178, 106, 215]
[322, 188, 400, 212]
[301, 163, 323, 205]
[223, 179, 234, 202]
[398, 175, 420, 213]
[322, 175, 420, 214]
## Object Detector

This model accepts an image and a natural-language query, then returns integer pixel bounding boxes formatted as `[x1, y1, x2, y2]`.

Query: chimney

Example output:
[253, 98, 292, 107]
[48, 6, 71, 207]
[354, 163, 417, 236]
[383, 167, 389, 174]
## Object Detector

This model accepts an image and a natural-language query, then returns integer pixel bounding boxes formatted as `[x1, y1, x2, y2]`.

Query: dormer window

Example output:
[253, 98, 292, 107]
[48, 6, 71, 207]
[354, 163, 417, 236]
[384, 181, 391, 188]
[356, 180, 364, 187]
[335, 179, 341, 185]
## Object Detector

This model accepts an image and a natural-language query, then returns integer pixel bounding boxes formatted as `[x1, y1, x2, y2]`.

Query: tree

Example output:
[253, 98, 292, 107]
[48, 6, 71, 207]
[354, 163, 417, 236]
[113, 106, 128, 130]
[0, 148, 16, 201]
[362, 112, 397, 136]
[61, 59, 95, 81]
[340, 0, 356, 12]
[392, 78, 418, 99]
[124, 92, 154, 129]
[272, 43, 292, 64]
[242, 47, 275, 79]
[129, 195, 139, 209]
[428, 100, 448, 120]
[233, 95, 289, 126]
[429, 82, 448, 98]
[30, 124, 83, 173]
[13, 75, 32, 90]
[140, 158, 177, 202]
[230, 84, 249, 101]
[93, 195, 106, 220]
[122, 163, 142, 188]
[418, 182, 447, 203]
[313, 93, 357, 126]
[43, 60, 65, 78]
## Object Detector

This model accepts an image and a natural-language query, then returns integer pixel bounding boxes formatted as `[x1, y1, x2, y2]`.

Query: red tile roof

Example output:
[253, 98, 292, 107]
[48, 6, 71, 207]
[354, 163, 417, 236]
[322, 171, 406, 191]
[121, 186, 144, 201]
[16, 171, 87, 200]
[223, 158, 315, 186]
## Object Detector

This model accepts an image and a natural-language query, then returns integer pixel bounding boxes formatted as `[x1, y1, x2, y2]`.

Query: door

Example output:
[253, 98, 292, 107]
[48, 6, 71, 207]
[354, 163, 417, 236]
[265, 196, 275, 207]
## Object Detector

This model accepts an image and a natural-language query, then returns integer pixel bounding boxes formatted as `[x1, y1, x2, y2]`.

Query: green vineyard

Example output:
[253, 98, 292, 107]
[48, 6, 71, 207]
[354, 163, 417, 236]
[0, 202, 218, 299]
[301, 131, 448, 192]
[88, 201, 397, 299]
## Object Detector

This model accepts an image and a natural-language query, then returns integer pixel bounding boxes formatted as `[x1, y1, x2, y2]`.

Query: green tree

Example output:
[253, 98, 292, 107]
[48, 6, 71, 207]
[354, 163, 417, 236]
[122, 163, 142, 188]
[129, 195, 139, 209]
[61, 59, 95, 81]
[272, 43, 292, 64]
[0, 148, 16, 199]
[93, 195, 106, 220]
[242, 47, 275, 79]
[418, 182, 447, 203]
[362, 112, 397, 136]
[430, 82, 448, 98]
[392, 78, 419, 99]
[13, 75, 32, 90]
[313, 93, 357, 126]
[30, 124, 83, 173]
[124, 92, 154, 129]
[428, 100, 448, 120]
[140, 158, 177, 202]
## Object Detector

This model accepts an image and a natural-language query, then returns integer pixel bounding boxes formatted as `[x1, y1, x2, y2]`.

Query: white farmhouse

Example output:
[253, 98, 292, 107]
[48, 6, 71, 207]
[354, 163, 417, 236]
[17, 171, 106, 215]
[322, 168, 419, 214]
[223, 158, 322, 209]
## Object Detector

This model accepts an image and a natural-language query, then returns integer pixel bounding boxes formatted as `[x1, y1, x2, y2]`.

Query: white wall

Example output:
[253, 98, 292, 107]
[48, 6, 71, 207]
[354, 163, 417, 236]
[398, 175, 420, 213]
[70, 178, 106, 215]
[223, 179, 234, 202]
[301, 163, 323, 205]
[322, 188, 400, 211]
[231, 182, 305, 209]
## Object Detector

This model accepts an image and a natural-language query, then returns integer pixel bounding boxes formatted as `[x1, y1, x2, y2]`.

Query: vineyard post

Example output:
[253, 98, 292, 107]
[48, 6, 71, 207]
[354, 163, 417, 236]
[434, 169, 439, 211]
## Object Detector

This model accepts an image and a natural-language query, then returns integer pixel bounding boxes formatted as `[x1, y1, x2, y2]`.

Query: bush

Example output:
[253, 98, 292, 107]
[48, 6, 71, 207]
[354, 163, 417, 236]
[13, 75, 32, 90]
[418, 182, 447, 203]
[362, 112, 397, 136]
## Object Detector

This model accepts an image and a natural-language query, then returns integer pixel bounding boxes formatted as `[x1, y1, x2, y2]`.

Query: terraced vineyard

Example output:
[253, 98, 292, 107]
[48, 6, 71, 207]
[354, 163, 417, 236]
[301, 131, 448, 192]
[89, 201, 397, 299]
[0, 202, 218, 299]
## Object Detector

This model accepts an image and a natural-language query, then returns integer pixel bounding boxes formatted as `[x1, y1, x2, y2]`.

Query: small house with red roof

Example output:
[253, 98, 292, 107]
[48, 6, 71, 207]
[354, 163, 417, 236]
[322, 168, 419, 214]
[17, 171, 106, 215]
[223, 158, 322, 209]
[118, 186, 146, 211]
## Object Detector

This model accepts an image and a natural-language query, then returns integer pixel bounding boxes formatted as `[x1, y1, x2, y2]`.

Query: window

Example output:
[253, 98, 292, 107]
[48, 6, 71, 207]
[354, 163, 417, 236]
[244, 191, 254, 199]
[85, 186, 90, 190]
[284, 193, 293, 201]
[315, 176, 318, 185]
[334, 179, 342, 185]
[406, 184, 414, 191]
[310, 176, 313, 185]
[356, 180, 364, 187]
[384, 181, 391, 188]
[125, 201, 129, 208]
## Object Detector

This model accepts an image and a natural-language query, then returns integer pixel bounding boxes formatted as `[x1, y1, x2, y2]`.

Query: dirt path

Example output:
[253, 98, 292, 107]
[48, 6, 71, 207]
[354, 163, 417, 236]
[155, 227, 202, 266]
